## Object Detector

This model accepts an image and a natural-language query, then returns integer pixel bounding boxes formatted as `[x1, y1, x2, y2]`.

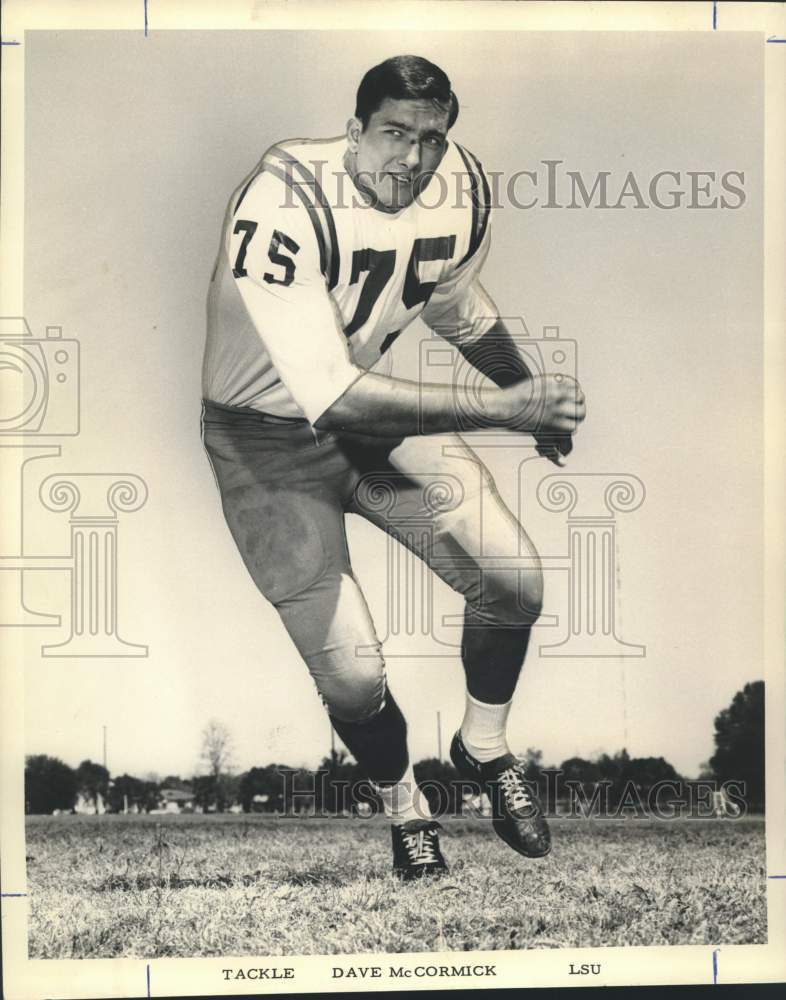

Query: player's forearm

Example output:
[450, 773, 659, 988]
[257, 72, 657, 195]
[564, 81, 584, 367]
[455, 318, 533, 388]
[314, 370, 509, 437]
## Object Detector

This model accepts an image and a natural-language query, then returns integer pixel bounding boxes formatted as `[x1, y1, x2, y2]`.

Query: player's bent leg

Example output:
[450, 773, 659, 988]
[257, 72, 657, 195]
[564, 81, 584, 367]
[215, 483, 407, 786]
[439, 459, 550, 859]
[202, 411, 446, 876]
[203, 414, 402, 792]
[346, 432, 549, 859]
[347, 432, 543, 700]
[212, 478, 444, 869]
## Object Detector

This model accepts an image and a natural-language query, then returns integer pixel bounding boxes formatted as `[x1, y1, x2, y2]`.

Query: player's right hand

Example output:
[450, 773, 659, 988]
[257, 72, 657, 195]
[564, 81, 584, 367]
[502, 374, 587, 438]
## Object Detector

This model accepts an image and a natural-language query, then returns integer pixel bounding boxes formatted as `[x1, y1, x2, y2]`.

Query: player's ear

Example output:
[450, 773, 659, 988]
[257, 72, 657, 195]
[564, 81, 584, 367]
[346, 117, 362, 152]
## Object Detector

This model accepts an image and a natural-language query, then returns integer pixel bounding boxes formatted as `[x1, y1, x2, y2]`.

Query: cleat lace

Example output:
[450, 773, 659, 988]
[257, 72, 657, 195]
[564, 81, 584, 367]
[498, 766, 532, 811]
[402, 828, 439, 865]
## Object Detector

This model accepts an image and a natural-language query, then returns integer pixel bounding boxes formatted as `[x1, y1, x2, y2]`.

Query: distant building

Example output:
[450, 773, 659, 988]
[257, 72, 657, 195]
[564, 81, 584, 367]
[156, 788, 195, 813]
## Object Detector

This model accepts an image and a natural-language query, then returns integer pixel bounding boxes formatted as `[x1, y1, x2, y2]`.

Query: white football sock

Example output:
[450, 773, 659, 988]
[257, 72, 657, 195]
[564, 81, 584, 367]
[376, 763, 431, 825]
[460, 693, 512, 762]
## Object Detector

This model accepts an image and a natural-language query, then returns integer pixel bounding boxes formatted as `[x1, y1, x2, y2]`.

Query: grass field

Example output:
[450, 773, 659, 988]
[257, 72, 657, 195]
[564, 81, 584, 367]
[26, 814, 766, 958]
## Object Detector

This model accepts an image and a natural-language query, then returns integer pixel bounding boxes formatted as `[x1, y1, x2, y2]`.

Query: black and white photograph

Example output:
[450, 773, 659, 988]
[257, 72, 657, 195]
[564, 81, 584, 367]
[1, 1, 784, 997]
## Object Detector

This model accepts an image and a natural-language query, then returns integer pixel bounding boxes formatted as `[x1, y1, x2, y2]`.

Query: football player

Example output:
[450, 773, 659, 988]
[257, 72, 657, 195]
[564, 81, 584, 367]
[202, 55, 586, 879]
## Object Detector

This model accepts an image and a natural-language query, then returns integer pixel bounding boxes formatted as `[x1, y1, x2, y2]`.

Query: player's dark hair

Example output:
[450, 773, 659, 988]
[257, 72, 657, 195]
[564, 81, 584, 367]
[355, 55, 459, 130]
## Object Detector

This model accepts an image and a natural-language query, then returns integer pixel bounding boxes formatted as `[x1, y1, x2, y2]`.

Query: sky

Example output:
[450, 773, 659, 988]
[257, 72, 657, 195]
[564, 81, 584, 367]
[18, 29, 764, 781]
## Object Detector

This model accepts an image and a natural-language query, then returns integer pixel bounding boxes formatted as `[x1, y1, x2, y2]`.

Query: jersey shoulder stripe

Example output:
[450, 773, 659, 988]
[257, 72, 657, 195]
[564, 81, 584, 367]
[230, 140, 340, 290]
[258, 155, 329, 281]
[261, 142, 340, 290]
[270, 141, 341, 291]
[455, 143, 492, 267]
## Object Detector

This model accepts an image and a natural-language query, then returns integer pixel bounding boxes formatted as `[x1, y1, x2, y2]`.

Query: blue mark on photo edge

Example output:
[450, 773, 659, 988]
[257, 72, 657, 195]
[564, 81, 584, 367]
[1, 41, 21, 45]
[1, 893, 27, 897]
[144, 0, 148, 36]
[767, 37, 786, 43]
[768, 874, 786, 878]
[712, 949, 719, 985]
[713, 1, 717, 31]
[146, 964, 151, 998]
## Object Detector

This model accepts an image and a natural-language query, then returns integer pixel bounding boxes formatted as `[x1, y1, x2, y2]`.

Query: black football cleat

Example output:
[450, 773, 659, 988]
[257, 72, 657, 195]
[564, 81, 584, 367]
[391, 818, 449, 881]
[450, 730, 551, 859]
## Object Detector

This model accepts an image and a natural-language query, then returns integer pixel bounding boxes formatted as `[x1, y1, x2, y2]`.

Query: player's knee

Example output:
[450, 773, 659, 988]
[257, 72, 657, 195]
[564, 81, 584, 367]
[520, 566, 544, 621]
[481, 564, 544, 626]
[324, 664, 386, 724]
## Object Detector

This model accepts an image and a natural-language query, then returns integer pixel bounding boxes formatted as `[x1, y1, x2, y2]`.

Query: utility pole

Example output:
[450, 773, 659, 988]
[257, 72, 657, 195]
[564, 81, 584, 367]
[436, 711, 442, 761]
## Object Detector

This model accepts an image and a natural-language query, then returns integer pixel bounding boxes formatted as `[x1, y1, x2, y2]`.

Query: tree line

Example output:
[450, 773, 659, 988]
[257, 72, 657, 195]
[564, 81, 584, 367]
[24, 680, 764, 815]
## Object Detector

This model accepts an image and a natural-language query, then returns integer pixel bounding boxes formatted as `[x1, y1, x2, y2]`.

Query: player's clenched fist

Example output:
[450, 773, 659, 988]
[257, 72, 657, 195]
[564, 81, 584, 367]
[498, 374, 587, 437]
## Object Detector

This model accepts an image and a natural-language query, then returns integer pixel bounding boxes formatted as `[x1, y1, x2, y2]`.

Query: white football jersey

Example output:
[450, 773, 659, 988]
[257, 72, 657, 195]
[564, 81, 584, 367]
[203, 135, 497, 423]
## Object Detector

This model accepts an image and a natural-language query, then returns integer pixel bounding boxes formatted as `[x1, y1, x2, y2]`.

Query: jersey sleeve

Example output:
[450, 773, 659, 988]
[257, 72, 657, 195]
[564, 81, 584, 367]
[420, 224, 499, 346]
[227, 168, 361, 424]
[421, 143, 499, 346]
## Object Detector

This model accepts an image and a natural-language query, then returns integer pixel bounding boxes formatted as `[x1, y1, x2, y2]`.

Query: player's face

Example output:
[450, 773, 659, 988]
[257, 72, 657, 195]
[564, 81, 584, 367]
[347, 98, 450, 211]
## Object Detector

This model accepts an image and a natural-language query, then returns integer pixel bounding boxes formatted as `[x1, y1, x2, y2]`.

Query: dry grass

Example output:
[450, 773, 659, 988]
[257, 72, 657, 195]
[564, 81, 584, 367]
[25, 814, 766, 958]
